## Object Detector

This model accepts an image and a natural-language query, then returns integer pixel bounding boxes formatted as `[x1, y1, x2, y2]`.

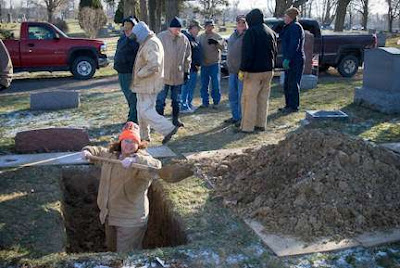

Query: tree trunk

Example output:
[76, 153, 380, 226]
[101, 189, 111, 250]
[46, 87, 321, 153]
[47, 7, 54, 23]
[361, 0, 369, 30]
[274, 0, 289, 17]
[148, 0, 162, 32]
[334, 0, 350, 31]
[124, 0, 138, 18]
[140, 0, 148, 24]
[165, 0, 179, 26]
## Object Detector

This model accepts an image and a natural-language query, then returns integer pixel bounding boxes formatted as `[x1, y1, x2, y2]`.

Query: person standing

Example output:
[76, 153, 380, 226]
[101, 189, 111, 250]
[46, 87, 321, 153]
[114, 16, 140, 123]
[279, 7, 305, 113]
[225, 15, 247, 126]
[181, 20, 203, 113]
[238, 9, 277, 133]
[156, 17, 192, 127]
[0, 39, 13, 90]
[130, 22, 179, 144]
[198, 20, 225, 109]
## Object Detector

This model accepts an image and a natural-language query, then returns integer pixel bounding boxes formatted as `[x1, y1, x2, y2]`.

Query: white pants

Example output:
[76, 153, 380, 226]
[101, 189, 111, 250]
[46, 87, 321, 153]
[136, 93, 175, 140]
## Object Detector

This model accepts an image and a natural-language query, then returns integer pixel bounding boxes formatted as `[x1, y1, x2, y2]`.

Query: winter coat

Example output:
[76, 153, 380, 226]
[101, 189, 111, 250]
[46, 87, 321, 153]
[182, 30, 202, 72]
[114, 33, 140, 74]
[83, 146, 162, 228]
[199, 32, 224, 66]
[0, 39, 13, 88]
[280, 20, 305, 62]
[157, 30, 191, 86]
[131, 34, 164, 94]
[240, 9, 277, 73]
[227, 29, 246, 74]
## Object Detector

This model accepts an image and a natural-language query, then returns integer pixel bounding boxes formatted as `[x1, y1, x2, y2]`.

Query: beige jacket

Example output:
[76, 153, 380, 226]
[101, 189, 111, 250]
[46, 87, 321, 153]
[157, 30, 191, 86]
[0, 39, 13, 88]
[83, 146, 162, 228]
[131, 34, 164, 94]
[199, 32, 225, 66]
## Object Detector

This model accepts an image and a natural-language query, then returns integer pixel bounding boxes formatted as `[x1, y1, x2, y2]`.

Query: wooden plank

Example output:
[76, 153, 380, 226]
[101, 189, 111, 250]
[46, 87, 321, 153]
[244, 219, 360, 257]
[356, 229, 400, 247]
[380, 142, 400, 154]
[184, 148, 246, 160]
[0, 146, 176, 168]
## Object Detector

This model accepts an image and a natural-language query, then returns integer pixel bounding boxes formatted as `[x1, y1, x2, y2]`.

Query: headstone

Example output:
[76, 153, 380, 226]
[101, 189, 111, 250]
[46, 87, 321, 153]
[30, 90, 79, 110]
[354, 47, 400, 114]
[306, 110, 349, 122]
[376, 32, 386, 47]
[15, 128, 90, 153]
[7, 13, 12, 23]
[279, 72, 318, 90]
[303, 31, 314, 75]
[97, 28, 109, 38]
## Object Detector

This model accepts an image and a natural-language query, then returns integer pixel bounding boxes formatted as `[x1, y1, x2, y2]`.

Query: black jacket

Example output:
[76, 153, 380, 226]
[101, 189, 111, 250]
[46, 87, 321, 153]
[280, 20, 305, 62]
[240, 9, 277, 73]
[182, 30, 202, 72]
[114, 34, 140, 74]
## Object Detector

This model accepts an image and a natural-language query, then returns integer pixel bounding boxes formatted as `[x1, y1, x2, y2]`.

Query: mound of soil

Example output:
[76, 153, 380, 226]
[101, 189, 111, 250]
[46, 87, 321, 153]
[201, 129, 400, 241]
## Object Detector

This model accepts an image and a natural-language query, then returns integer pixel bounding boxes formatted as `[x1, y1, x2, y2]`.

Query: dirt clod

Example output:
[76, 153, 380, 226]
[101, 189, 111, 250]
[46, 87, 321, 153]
[200, 129, 400, 242]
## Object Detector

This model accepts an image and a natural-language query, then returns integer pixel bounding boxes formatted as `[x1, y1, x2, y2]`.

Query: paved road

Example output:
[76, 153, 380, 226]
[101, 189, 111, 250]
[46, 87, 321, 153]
[0, 75, 120, 96]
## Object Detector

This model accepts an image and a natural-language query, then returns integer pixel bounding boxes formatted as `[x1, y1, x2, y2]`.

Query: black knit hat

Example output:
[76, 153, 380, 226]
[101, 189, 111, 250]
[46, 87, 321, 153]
[170, 17, 183, 28]
[123, 16, 138, 26]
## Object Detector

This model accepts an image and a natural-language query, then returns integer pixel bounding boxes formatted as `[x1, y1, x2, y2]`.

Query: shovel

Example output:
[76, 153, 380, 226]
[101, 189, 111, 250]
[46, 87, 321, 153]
[87, 155, 194, 183]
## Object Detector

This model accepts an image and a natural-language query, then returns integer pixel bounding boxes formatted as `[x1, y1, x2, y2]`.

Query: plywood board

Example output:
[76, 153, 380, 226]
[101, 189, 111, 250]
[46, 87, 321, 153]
[0, 146, 176, 168]
[357, 229, 400, 247]
[244, 219, 360, 257]
[184, 148, 246, 160]
[381, 142, 400, 154]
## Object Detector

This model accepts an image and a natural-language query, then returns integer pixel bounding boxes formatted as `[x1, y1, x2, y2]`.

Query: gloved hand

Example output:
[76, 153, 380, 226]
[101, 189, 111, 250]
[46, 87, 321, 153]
[238, 71, 245, 81]
[194, 65, 200, 72]
[208, 38, 219, 45]
[121, 156, 137, 168]
[184, 72, 190, 83]
[283, 59, 290, 70]
[81, 150, 92, 160]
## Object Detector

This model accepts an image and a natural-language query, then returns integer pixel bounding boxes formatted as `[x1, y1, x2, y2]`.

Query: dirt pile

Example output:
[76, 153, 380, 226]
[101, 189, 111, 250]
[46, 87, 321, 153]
[200, 129, 400, 241]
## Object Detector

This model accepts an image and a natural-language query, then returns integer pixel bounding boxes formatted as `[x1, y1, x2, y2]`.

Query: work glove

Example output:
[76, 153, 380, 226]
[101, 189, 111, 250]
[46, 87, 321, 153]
[208, 38, 219, 45]
[184, 72, 190, 83]
[238, 71, 245, 81]
[81, 150, 92, 160]
[121, 156, 137, 168]
[283, 59, 290, 70]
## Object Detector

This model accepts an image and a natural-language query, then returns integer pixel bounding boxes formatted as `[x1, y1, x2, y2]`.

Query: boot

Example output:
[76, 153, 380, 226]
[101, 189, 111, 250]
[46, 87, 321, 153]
[172, 104, 184, 127]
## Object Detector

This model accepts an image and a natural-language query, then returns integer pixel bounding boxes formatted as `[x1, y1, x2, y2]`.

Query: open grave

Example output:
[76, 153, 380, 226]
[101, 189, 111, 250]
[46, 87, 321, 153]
[61, 165, 187, 253]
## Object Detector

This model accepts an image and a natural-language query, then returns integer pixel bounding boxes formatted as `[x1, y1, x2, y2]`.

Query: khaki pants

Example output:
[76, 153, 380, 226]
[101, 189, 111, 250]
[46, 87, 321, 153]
[240, 71, 273, 132]
[136, 93, 175, 141]
[105, 222, 147, 253]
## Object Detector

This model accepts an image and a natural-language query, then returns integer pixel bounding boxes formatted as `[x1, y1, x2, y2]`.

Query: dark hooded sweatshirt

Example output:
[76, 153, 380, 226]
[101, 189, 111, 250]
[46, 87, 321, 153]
[240, 9, 277, 73]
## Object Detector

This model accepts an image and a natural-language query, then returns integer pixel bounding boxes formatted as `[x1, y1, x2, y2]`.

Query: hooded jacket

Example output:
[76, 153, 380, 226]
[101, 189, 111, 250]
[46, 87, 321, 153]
[0, 40, 13, 88]
[240, 9, 277, 73]
[131, 22, 164, 94]
[227, 29, 246, 74]
[83, 146, 162, 227]
[157, 30, 191, 86]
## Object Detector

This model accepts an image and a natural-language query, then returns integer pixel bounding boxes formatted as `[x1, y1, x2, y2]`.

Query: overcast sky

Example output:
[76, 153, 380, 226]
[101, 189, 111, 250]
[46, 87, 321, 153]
[8, 0, 389, 15]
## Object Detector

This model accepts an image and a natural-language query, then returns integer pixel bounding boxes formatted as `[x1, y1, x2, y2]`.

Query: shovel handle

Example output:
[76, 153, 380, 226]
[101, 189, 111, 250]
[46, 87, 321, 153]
[87, 155, 160, 170]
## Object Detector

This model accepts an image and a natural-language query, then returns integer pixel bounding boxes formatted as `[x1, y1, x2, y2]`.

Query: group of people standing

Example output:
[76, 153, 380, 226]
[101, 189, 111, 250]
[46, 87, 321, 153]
[113, 7, 305, 141]
[87, 6, 305, 253]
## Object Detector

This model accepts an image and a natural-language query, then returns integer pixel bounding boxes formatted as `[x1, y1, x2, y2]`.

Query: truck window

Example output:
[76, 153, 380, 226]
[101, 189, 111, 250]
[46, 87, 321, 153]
[28, 26, 55, 40]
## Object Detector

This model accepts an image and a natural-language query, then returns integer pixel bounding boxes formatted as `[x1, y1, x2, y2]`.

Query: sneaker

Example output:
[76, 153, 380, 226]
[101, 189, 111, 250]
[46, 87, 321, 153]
[212, 104, 219, 110]
[255, 126, 266, 132]
[180, 108, 192, 114]
[234, 121, 241, 128]
[278, 106, 289, 112]
[162, 126, 179, 144]
[173, 120, 185, 128]
[198, 104, 209, 109]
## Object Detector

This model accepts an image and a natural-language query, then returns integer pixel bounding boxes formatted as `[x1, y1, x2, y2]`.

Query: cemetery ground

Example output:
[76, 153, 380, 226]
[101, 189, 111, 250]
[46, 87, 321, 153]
[1, 68, 400, 268]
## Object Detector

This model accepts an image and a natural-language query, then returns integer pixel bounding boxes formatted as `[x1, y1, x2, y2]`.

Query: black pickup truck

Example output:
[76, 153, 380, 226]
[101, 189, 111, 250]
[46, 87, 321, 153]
[265, 18, 377, 77]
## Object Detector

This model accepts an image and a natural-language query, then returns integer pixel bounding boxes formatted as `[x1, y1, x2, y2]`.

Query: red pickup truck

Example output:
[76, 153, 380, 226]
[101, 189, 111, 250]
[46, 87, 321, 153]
[3, 22, 109, 80]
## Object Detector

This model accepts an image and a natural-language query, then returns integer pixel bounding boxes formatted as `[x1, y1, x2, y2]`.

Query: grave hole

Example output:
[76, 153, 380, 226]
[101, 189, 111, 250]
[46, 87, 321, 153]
[60, 166, 187, 253]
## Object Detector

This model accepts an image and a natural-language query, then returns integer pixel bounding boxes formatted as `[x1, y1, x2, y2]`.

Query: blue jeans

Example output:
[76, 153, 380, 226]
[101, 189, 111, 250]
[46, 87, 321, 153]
[181, 71, 198, 110]
[118, 73, 137, 123]
[284, 58, 304, 109]
[200, 63, 221, 106]
[156, 84, 182, 119]
[228, 74, 243, 121]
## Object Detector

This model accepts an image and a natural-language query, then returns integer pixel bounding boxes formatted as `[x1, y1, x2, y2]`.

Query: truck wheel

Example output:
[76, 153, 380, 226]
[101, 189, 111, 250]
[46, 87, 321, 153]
[337, 55, 359, 77]
[71, 56, 96, 80]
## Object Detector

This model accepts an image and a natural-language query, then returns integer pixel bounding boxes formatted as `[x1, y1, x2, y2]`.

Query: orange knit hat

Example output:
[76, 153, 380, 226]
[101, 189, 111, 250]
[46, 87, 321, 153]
[118, 121, 141, 144]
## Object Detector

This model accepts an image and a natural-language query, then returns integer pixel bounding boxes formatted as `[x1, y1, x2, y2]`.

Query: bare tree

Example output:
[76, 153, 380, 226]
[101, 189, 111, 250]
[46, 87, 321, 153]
[148, 0, 162, 32]
[165, 0, 180, 24]
[334, 0, 351, 31]
[140, 0, 148, 23]
[386, 0, 400, 32]
[78, 6, 107, 38]
[274, 0, 309, 17]
[198, 0, 229, 19]
[322, 0, 337, 24]
[43, 0, 68, 23]
[123, 0, 139, 18]
[354, 0, 369, 29]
